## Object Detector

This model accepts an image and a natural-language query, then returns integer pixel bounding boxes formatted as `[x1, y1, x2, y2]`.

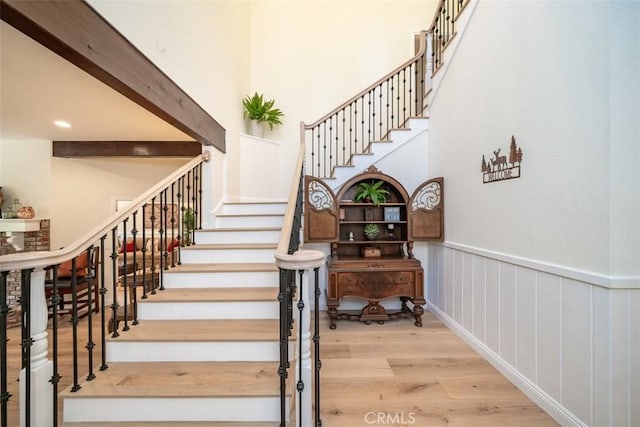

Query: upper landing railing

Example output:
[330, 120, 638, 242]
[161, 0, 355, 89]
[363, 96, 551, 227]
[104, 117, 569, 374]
[303, 0, 469, 179]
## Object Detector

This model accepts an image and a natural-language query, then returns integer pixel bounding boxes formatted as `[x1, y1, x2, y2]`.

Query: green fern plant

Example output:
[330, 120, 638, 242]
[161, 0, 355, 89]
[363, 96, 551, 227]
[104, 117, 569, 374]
[353, 180, 390, 206]
[242, 92, 284, 130]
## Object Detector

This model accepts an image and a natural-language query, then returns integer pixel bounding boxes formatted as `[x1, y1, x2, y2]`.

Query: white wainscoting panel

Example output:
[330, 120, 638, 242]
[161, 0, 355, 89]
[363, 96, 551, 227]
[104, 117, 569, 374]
[426, 242, 640, 427]
[472, 255, 486, 342]
[516, 266, 537, 383]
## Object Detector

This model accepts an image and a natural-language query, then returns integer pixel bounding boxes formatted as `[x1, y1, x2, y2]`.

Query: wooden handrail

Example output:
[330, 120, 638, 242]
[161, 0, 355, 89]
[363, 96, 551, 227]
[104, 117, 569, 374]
[303, 30, 429, 130]
[0, 153, 207, 271]
[275, 127, 306, 257]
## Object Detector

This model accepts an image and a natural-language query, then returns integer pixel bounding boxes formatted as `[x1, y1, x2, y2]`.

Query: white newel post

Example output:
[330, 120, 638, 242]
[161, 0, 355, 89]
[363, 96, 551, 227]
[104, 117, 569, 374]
[275, 250, 326, 427]
[19, 268, 53, 427]
[200, 148, 214, 229]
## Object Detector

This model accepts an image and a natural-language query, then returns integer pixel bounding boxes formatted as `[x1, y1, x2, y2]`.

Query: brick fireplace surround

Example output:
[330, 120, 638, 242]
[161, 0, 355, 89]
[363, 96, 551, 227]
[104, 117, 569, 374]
[0, 219, 50, 327]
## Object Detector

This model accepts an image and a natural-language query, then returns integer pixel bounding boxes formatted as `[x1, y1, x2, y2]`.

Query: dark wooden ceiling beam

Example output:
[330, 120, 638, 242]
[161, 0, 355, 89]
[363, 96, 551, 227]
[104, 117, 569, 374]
[0, 0, 225, 152]
[53, 141, 203, 158]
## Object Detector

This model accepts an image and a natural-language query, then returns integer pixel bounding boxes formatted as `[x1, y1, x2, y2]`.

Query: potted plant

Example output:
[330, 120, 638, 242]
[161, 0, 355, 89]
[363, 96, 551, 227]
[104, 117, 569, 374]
[242, 92, 284, 137]
[363, 223, 381, 240]
[353, 180, 389, 206]
[182, 207, 195, 245]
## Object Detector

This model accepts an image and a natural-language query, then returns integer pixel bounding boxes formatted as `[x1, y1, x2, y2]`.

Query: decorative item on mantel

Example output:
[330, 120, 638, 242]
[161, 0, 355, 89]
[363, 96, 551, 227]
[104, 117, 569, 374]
[17, 206, 35, 219]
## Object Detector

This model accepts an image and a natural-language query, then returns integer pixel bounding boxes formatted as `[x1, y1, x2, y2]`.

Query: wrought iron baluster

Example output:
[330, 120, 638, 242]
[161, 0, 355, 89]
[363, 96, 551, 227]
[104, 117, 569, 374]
[131, 213, 139, 325]
[367, 91, 372, 148]
[402, 68, 407, 124]
[110, 228, 120, 338]
[171, 183, 176, 267]
[186, 172, 191, 247]
[69, 257, 81, 392]
[99, 236, 108, 370]
[198, 161, 203, 231]
[150, 197, 157, 295]
[163, 188, 169, 271]
[313, 266, 322, 427]
[1, 271, 11, 427]
[141, 205, 148, 299]
[296, 269, 305, 426]
[85, 247, 96, 381]
[177, 181, 183, 265]
[191, 169, 197, 245]
[315, 127, 320, 177]
[278, 268, 288, 427]
[122, 219, 130, 332]
[360, 95, 365, 153]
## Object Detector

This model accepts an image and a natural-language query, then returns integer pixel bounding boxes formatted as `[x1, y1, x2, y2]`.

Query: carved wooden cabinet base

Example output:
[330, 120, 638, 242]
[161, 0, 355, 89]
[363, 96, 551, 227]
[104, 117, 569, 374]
[327, 258, 426, 329]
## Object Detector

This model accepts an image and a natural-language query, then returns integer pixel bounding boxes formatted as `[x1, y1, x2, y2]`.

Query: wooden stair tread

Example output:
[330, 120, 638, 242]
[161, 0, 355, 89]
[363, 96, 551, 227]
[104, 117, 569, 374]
[224, 201, 287, 205]
[184, 243, 277, 250]
[63, 423, 280, 427]
[61, 361, 281, 398]
[167, 263, 278, 273]
[198, 227, 281, 232]
[108, 319, 280, 341]
[143, 287, 278, 302]
[215, 213, 283, 217]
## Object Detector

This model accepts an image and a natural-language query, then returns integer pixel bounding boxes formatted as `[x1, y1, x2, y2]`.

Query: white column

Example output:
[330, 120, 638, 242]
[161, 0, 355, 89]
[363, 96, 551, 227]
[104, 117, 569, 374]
[275, 250, 325, 427]
[19, 268, 53, 427]
[200, 148, 215, 228]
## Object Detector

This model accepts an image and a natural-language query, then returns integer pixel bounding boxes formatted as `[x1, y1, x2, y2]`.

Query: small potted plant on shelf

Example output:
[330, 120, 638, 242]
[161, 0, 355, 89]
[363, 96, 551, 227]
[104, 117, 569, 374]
[353, 180, 389, 206]
[363, 223, 381, 240]
[242, 92, 284, 137]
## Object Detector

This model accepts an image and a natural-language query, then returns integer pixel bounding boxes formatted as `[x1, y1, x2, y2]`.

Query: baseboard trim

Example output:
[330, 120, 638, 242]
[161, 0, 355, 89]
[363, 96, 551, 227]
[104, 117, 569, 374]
[427, 302, 587, 427]
[443, 241, 640, 289]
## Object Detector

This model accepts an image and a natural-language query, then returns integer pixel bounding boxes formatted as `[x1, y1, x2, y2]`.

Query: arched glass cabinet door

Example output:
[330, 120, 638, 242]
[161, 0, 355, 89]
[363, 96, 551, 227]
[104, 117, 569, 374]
[304, 176, 338, 243]
[408, 177, 444, 242]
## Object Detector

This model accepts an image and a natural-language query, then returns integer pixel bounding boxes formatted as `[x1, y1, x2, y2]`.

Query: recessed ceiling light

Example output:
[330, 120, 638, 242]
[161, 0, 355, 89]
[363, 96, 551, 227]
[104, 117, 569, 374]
[54, 120, 72, 128]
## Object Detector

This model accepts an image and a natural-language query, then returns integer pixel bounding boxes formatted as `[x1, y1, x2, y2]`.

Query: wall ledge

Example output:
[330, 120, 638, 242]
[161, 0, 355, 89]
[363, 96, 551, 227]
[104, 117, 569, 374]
[441, 241, 640, 289]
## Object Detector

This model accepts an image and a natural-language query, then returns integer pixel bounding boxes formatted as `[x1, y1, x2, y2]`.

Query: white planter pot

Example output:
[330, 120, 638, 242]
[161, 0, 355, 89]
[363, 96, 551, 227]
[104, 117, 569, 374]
[249, 121, 266, 138]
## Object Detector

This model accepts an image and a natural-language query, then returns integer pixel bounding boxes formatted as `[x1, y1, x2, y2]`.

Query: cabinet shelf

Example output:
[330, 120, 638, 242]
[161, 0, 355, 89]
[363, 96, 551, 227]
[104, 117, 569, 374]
[339, 240, 406, 244]
[340, 220, 407, 224]
[339, 202, 405, 207]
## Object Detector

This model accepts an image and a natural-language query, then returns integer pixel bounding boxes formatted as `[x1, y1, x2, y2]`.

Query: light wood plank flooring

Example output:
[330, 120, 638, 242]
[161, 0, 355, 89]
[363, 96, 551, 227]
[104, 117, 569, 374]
[4, 309, 557, 426]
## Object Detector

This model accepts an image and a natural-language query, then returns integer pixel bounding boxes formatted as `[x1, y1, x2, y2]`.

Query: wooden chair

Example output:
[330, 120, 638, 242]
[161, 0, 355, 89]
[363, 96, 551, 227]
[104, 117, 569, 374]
[45, 247, 100, 318]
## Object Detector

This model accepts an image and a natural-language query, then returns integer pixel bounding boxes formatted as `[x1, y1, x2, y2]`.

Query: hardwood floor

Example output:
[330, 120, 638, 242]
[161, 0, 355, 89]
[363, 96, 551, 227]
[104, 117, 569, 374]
[4, 309, 557, 426]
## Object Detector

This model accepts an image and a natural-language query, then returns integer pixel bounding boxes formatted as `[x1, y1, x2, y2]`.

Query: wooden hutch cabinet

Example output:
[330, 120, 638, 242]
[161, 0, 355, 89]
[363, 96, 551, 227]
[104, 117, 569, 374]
[304, 166, 444, 329]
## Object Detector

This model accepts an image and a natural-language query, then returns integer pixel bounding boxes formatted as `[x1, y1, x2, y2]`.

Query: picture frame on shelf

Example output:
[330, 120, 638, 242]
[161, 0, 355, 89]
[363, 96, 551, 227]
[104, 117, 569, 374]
[383, 206, 400, 222]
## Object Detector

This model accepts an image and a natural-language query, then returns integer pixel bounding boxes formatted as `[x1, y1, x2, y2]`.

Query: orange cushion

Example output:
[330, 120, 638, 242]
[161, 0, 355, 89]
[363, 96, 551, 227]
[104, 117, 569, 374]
[58, 252, 89, 278]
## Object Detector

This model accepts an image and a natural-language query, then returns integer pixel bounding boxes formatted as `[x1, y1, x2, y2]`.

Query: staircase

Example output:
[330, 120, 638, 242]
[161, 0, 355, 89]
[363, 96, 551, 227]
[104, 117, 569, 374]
[328, 116, 429, 190]
[61, 201, 290, 425]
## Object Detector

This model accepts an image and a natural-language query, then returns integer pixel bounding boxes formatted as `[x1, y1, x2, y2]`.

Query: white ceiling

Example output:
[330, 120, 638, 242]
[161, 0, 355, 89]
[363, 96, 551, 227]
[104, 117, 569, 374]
[0, 21, 191, 142]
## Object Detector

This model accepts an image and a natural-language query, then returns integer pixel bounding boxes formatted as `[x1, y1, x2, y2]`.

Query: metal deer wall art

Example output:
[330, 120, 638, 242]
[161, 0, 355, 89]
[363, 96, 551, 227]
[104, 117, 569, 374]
[481, 136, 524, 183]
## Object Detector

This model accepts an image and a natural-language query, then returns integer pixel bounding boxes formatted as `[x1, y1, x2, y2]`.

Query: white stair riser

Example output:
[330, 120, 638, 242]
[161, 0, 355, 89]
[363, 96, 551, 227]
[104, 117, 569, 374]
[215, 215, 284, 228]
[220, 203, 287, 215]
[180, 248, 275, 264]
[195, 229, 280, 244]
[163, 271, 279, 288]
[107, 341, 279, 362]
[138, 301, 279, 320]
[64, 396, 288, 423]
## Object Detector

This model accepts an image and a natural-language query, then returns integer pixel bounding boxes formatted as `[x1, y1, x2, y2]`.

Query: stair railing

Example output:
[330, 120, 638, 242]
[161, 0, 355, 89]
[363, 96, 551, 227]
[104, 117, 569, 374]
[303, 0, 470, 180]
[302, 30, 430, 179]
[0, 153, 207, 427]
[429, 0, 470, 76]
[275, 139, 326, 426]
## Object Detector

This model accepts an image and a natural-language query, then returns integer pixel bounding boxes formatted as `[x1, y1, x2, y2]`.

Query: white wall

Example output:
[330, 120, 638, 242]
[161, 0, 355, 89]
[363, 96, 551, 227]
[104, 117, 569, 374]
[0, 139, 52, 218]
[248, 0, 438, 193]
[88, 0, 252, 203]
[49, 156, 188, 249]
[423, 1, 640, 426]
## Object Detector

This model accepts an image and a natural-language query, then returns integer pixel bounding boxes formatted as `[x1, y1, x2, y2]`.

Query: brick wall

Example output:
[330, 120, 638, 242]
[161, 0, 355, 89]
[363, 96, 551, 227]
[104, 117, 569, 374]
[1, 219, 50, 327]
